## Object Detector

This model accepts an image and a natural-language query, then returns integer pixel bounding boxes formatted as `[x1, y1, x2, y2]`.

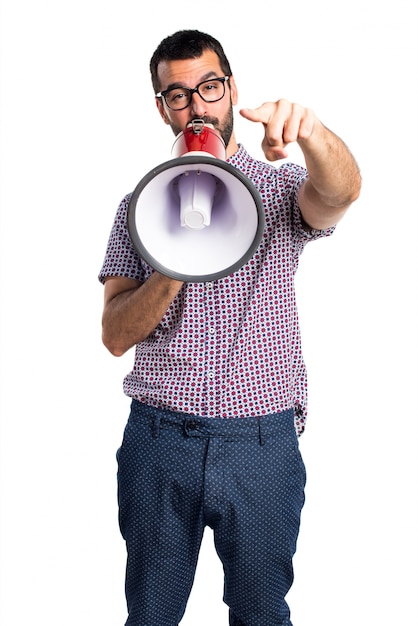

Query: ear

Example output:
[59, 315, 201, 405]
[155, 97, 170, 124]
[229, 75, 239, 106]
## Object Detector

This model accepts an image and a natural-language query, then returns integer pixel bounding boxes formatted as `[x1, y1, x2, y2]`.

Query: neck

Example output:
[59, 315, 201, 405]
[226, 132, 239, 159]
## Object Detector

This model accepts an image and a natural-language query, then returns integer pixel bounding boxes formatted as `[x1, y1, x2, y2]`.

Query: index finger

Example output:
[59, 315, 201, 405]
[239, 102, 277, 125]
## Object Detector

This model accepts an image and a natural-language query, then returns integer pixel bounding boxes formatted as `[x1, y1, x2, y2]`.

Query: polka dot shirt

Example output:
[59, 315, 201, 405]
[99, 145, 335, 436]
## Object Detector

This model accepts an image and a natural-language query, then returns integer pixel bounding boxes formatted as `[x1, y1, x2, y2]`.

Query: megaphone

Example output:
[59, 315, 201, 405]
[128, 119, 265, 282]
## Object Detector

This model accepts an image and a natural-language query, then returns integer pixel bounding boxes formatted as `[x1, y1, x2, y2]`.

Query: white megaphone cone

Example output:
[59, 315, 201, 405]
[127, 119, 265, 282]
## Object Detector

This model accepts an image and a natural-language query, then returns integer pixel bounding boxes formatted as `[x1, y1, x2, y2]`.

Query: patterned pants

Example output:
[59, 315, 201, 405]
[117, 400, 306, 626]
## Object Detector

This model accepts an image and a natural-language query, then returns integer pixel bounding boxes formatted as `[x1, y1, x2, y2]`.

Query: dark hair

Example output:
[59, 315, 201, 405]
[150, 29, 232, 94]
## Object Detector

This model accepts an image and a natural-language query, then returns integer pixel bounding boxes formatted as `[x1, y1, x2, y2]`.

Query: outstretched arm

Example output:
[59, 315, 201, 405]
[240, 100, 361, 229]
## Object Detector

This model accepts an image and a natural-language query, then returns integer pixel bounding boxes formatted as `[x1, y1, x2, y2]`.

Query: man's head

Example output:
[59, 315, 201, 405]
[150, 30, 238, 155]
[150, 30, 232, 94]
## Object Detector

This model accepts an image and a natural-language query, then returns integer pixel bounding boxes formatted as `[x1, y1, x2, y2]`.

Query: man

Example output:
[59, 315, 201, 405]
[99, 30, 361, 626]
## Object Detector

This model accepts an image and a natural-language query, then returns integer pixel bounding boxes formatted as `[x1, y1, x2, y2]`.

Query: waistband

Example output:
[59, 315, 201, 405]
[129, 400, 296, 442]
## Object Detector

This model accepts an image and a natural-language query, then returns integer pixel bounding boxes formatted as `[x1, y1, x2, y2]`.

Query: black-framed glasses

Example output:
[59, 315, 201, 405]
[156, 76, 230, 111]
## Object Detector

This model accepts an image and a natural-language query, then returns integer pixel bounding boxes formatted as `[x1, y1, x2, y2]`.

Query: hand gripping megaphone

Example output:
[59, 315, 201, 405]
[127, 119, 265, 282]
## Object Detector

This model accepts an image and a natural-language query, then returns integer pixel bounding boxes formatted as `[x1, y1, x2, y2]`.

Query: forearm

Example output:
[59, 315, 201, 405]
[298, 122, 361, 216]
[102, 272, 184, 356]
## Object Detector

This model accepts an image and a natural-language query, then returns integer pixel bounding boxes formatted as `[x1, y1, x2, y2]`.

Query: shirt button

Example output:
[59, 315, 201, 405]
[208, 371, 214, 380]
[209, 327, 215, 335]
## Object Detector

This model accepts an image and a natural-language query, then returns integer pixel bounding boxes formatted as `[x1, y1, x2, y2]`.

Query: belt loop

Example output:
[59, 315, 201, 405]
[258, 418, 265, 446]
[152, 414, 161, 439]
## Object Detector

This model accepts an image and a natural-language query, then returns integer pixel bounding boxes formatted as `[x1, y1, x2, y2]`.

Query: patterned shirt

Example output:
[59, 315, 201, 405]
[99, 145, 334, 436]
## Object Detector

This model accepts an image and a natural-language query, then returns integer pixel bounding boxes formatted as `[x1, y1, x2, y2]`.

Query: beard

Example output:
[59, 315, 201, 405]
[168, 100, 234, 150]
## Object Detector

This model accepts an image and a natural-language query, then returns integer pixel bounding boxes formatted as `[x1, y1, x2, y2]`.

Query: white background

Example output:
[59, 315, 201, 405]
[0, 1, 417, 624]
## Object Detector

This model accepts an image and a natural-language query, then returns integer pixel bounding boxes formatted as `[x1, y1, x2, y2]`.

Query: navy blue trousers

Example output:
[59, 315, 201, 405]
[117, 400, 306, 626]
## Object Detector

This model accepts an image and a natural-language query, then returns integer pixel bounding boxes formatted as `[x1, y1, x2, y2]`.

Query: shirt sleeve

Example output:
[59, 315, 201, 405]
[279, 162, 335, 244]
[98, 193, 146, 284]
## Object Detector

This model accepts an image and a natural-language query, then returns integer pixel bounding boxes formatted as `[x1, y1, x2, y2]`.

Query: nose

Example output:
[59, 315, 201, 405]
[190, 91, 207, 117]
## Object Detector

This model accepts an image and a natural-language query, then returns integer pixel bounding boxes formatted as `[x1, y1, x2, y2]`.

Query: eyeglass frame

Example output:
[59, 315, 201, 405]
[156, 76, 230, 111]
